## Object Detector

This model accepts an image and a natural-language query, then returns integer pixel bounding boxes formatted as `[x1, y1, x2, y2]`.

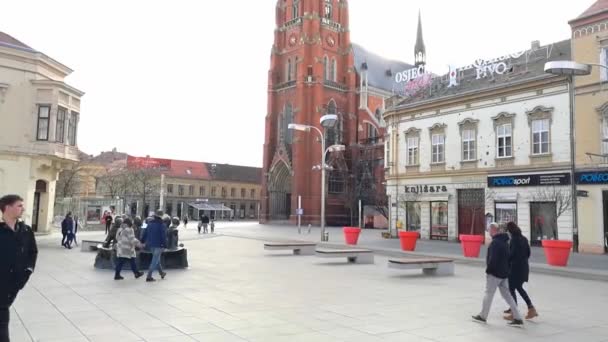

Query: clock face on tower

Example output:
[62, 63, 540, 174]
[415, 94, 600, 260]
[326, 35, 335, 47]
[289, 34, 297, 47]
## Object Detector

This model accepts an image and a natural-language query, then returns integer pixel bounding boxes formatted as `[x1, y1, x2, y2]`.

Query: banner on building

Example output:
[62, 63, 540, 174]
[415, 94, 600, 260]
[127, 155, 171, 171]
[488, 173, 570, 187]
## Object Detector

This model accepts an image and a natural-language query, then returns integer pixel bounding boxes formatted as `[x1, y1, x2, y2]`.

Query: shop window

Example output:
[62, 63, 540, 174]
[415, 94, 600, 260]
[495, 202, 517, 227]
[458, 189, 485, 236]
[405, 202, 421, 232]
[530, 202, 558, 246]
[430, 201, 448, 240]
[166, 203, 173, 216]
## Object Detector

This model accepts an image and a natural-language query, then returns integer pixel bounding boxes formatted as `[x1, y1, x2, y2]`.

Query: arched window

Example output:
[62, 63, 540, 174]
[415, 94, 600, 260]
[323, 56, 329, 80]
[328, 171, 345, 194]
[292, 0, 299, 18]
[284, 103, 294, 144]
[325, 100, 341, 147]
[375, 107, 382, 121]
[286, 58, 292, 82]
[324, 0, 333, 20]
[331, 58, 337, 82]
[367, 123, 378, 141]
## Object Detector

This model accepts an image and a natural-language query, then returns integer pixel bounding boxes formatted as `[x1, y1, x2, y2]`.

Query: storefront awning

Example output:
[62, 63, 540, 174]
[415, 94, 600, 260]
[187, 202, 233, 211]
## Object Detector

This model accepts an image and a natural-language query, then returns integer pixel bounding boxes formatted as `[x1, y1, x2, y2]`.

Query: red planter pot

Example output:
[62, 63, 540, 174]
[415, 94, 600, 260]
[343, 227, 362, 245]
[460, 234, 484, 258]
[398, 231, 420, 251]
[541, 240, 573, 267]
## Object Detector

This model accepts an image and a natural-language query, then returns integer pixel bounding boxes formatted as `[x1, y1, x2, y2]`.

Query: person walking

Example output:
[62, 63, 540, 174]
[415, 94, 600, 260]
[0, 195, 38, 342]
[210, 218, 215, 234]
[61, 212, 74, 249]
[104, 213, 113, 235]
[114, 218, 144, 280]
[70, 216, 79, 247]
[202, 214, 210, 234]
[132, 216, 143, 244]
[183, 216, 188, 229]
[472, 222, 524, 326]
[141, 210, 167, 282]
[504, 222, 538, 320]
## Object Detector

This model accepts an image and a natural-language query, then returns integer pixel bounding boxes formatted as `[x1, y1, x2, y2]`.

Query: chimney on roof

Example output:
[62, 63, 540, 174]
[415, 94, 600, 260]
[531, 40, 540, 50]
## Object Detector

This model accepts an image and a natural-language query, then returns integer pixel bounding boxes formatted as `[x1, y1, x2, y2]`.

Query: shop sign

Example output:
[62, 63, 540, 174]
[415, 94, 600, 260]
[576, 171, 608, 184]
[488, 173, 570, 187]
[404, 185, 448, 193]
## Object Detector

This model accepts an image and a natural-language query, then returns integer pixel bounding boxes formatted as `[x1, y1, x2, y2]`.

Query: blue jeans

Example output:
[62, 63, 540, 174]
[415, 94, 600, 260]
[147, 248, 164, 278]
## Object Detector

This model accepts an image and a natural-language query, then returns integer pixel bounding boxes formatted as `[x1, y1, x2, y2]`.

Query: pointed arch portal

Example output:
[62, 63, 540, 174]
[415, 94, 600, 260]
[268, 160, 292, 220]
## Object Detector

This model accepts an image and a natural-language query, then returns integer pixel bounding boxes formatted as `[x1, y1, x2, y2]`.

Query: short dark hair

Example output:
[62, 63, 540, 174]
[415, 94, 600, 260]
[506, 221, 522, 236]
[123, 217, 133, 227]
[0, 195, 24, 213]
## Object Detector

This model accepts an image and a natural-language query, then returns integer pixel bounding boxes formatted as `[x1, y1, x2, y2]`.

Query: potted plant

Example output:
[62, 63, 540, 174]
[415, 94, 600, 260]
[533, 186, 573, 266]
[398, 229, 419, 251]
[343, 226, 362, 245]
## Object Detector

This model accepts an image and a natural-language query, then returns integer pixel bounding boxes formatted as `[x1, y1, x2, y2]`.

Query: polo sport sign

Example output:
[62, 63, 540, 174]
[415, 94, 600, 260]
[487, 173, 570, 187]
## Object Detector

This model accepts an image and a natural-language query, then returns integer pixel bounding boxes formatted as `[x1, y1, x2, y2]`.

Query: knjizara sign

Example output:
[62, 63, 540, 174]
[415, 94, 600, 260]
[404, 185, 448, 193]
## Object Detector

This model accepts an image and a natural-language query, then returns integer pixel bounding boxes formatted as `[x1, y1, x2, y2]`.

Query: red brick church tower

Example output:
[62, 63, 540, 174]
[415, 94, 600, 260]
[261, 0, 418, 226]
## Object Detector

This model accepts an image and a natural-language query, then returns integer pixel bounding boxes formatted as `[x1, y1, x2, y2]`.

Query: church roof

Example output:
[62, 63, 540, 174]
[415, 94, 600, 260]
[352, 43, 414, 93]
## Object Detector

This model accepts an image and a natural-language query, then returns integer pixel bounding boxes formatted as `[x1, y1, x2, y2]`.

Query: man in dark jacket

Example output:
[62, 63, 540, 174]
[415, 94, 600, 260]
[0, 195, 38, 342]
[472, 222, 523, 326]
[104, 214, 113, 235]
[61, 212, 74, 249]
[141, 210, 167, 282]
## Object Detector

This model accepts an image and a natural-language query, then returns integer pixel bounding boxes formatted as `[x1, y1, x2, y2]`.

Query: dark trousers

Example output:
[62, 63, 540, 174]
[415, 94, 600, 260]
[66, 233, 76, 247]
[0, 307, 9, 342]
[115, 257, 139, 277]
[61, 233, 67, 246]
[105, 222, 111, 234]
[509, 278, 534, 309]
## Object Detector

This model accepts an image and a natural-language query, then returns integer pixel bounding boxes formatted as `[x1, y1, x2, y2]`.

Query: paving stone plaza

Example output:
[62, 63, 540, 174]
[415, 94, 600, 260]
[8, 223, 608, 342]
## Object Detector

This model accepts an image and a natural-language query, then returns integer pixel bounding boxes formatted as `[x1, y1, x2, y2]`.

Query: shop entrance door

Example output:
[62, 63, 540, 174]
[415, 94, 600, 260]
[602, 191, 608, 253]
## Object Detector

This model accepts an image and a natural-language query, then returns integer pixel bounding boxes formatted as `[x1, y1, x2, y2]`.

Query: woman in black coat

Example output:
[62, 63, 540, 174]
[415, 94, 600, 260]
[505, 222, 538, 320]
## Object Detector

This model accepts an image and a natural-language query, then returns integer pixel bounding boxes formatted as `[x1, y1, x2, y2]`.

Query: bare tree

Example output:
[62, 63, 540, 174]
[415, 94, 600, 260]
[56, 164, 84, 198]
[457, 183, 496, 235]
[531, 186, 572, 220]
[129, 168, 161, 217]
[97, 168, 131, 198]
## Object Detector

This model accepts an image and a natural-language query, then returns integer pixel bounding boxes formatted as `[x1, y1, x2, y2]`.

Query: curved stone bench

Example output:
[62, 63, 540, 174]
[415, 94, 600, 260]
[94, 246, 188, 270]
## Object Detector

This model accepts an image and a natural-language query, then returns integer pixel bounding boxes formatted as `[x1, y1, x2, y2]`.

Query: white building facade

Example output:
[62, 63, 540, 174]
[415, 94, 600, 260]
[384, 40, 574, 246]
[0, 32, 84, 233]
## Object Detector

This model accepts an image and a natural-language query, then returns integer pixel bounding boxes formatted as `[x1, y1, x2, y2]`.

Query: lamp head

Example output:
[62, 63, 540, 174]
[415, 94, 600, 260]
[320, 114, 338, 128]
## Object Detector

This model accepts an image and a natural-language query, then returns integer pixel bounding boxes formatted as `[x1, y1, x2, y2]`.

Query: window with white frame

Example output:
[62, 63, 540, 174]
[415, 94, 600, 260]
[407, 137, 419, 165]
[532, 119, 550, 155]
[56, 107, 66, 143]
[331, 58, 337, 82]
[286, 59, 292, 82]
[601, 47, 608, 82]
[292, 0, 299, 18]
[36, 105, 50, 141]
[167, 184, 174, 194]
[462, 129, 476, 161]
[496, 123, 512, 158]
[431, 134, 445, 163]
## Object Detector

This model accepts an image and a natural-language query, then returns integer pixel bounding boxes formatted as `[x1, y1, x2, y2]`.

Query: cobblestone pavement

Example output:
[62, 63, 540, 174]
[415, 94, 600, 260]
[10, 227, 608, 341]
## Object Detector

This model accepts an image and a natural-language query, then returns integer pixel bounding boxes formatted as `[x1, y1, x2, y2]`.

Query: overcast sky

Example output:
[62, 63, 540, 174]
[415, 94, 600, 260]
[0, 0, 592, 167]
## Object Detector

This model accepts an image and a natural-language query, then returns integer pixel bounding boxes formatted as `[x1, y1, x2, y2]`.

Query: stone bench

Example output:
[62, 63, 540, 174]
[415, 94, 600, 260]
[94, 246, 188, 270]
[388, 258, 454, 276]
[264, 242, 317, 255]
[81, 240, 104, 252]
[315, 248, 374, 264]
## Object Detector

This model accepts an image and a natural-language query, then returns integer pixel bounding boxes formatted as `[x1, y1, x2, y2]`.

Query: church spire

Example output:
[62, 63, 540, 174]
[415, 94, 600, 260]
[414, 10, 426, 67]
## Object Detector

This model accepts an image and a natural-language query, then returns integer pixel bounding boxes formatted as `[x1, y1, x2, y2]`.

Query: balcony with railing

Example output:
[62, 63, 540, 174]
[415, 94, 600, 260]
[281, 17, 303, 30]
[321, 18, 342, 31]
[273, 80, 296, 91]
[323, 79, 348, 92]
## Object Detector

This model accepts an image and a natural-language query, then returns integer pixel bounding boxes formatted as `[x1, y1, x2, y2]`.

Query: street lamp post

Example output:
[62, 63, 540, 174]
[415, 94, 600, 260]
[289, 114, 344, 241]
[545, 61, 593, 253]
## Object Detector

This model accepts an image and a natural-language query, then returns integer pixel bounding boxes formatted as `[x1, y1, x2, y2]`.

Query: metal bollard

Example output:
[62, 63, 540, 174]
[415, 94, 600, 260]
[323, 232, 329, 241]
